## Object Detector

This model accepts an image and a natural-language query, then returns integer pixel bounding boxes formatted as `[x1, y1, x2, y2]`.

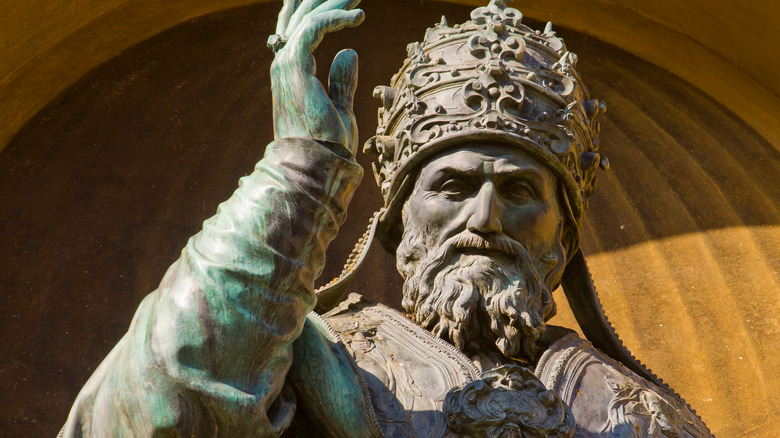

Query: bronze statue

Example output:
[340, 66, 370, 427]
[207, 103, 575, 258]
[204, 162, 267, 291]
[61, 1, 712, 436]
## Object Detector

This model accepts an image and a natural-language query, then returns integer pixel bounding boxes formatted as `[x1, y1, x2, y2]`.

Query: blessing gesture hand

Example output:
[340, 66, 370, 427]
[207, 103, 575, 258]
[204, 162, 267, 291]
[269, 0, 364, 155]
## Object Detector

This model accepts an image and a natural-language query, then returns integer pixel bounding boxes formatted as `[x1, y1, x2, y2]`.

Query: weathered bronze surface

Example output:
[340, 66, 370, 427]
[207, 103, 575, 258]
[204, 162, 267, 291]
[54, 1, 716, 436]
[4, 2, 780, 435]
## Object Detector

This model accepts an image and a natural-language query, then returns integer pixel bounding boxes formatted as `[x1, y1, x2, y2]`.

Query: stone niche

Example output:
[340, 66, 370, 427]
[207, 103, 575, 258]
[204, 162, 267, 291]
[0, 1, 778, 436]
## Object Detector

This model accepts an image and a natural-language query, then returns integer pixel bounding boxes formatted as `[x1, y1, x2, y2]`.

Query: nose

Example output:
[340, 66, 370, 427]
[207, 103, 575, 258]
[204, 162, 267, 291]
[467, 182, 503, 234]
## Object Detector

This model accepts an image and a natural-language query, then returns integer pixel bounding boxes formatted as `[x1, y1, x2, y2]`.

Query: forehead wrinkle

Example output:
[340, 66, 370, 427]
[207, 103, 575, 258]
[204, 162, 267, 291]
[429, 158, 547, 186]
[428, 157, 483, 174]
[416, 146, 556, 193]
[422, 163, 482, 185]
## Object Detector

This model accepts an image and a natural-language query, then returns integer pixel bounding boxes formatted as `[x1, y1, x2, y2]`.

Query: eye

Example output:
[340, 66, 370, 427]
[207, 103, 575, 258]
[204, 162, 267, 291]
[438, 178, 471, 197]
[502, 180, 535, 203]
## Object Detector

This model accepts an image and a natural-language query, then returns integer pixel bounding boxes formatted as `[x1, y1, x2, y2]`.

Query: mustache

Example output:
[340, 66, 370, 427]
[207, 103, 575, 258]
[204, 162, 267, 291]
[419, 231, 530, 285]
[447, 232, 522, 257]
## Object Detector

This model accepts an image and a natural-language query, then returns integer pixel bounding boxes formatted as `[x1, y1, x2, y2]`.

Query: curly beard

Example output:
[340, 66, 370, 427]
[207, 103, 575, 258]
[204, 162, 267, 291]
[396, 216, 566, 362]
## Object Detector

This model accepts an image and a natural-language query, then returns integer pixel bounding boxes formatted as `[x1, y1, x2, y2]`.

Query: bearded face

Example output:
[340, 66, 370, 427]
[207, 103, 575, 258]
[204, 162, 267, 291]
[394, 145, 570, 362]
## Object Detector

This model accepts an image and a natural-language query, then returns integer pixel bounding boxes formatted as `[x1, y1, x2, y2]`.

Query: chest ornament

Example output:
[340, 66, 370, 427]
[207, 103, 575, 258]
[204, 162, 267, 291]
[443, 364, 575, 438]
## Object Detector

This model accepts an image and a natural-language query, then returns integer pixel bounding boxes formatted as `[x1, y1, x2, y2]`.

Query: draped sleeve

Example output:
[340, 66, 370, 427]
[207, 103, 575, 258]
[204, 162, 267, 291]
[61, 138, 363, 437]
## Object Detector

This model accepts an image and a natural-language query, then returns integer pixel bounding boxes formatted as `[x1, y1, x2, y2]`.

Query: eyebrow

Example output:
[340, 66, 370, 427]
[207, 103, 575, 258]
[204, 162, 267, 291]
[429, 163, 545, 183]
[429, 164, 480, 177]
[492, 161, 545, 180]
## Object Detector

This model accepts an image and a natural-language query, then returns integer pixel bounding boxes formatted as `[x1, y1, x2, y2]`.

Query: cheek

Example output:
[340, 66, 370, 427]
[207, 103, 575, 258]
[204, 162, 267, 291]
[408, 194, 463, 233]
[504, 204, 559, 243]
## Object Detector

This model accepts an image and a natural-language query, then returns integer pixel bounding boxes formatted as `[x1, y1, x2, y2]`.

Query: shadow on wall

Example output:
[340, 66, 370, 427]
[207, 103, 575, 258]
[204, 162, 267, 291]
[0, 1, 777, 436]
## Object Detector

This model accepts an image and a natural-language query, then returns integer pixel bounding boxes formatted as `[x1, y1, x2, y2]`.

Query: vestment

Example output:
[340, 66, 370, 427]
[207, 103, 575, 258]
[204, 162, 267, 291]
[61, 138, 707, 437]
[282, 294, 709, 437]
[62, 138, 363, 437]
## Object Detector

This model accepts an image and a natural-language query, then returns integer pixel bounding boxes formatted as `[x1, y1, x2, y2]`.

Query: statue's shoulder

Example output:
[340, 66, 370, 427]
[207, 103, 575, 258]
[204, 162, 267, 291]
[536, 328, 711, 437]
[321, 292, 376, 317]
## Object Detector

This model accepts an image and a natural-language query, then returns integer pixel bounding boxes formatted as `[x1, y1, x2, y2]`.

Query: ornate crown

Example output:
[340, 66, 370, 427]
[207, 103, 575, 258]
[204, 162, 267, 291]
[365, 0, 608, 250]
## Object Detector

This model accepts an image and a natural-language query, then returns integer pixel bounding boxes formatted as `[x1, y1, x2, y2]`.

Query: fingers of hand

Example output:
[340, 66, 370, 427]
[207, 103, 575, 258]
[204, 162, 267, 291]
[275, 0, 302, 35]
[294, 8, 364, 55]
[286, 0, 362, 36]
[335, 104, 358, 154]
[286, 0, 328, 34]
[328, 49, 358, 110]
[310, 0, 361, 17]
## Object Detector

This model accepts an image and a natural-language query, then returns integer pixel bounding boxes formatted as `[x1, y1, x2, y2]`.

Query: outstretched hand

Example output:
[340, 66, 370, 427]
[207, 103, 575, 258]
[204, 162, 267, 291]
[270, 0, 364, 155]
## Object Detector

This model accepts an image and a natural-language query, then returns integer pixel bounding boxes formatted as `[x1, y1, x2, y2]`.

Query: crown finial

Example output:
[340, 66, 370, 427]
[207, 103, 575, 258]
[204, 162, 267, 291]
[489, 0, 511, 9]
[544, 21, 556, 36]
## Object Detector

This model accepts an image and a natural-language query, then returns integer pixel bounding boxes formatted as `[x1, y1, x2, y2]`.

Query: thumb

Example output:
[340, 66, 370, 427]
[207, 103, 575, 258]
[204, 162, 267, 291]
[328, 49, 358, 110]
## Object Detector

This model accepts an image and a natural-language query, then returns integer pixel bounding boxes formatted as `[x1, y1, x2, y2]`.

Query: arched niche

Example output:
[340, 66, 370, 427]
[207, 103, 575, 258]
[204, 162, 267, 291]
[0, 1, 777, 436]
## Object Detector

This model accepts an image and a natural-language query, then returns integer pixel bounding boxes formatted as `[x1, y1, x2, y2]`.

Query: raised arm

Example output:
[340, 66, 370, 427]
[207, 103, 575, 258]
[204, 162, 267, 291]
[61, 1, 364, 436]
